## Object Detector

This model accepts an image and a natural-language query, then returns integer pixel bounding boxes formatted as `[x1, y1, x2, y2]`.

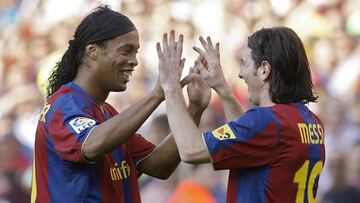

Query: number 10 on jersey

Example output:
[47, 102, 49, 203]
[294, 160, 323, 203]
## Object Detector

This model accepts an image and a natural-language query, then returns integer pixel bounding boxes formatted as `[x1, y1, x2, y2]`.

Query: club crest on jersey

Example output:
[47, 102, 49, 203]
[211, 124, 236, 140]
[69, 117, 96, 134]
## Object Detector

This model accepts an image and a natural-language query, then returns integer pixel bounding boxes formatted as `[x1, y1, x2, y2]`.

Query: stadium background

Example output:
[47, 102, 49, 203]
[0, 0, 359, 202]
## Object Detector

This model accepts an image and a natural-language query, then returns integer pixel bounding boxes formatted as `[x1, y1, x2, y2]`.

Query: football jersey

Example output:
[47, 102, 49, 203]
[203, 103, 325, 203]
[31, 82, 156, 203]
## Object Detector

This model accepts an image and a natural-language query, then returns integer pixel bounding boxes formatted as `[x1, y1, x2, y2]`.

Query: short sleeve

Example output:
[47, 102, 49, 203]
[203, 107, 279, 170]
[126, 134, 156, 164]
[47, 97, 99, 163]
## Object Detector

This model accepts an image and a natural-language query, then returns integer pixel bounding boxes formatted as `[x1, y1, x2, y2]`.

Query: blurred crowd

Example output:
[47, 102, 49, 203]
[1, 0, 360, 202]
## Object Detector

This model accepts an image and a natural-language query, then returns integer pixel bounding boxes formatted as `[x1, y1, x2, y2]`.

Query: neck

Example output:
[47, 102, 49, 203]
[259, 99, 275, 107]
[259, 84, 275, 107]
[73, 64, 109, 104]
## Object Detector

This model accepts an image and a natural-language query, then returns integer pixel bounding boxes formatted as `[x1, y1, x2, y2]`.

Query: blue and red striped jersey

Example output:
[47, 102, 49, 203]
[203, 103, 325, 203]
[31, 82, 156, 203]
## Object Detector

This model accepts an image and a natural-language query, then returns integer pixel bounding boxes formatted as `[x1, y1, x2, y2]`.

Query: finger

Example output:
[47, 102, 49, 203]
[195, 60, 206, 71]
[179, 58, 186, 71]
[156, 42, 163, 60]
[193, 46, 209, 60]
[195, 60, 208, 77]
[207, 36, 215, 50]
[196, 54, 208, 69]
[189, 66, 194, 74]
[175, 34, 184, 59]
[193, 63, 200, 74]
[162, 33, 168, 54]
[170, 30, 175, 52]
[196, 54, 203, 62]
[180, 74, 196, 87]
[199, 36, 209, 51]
[194, 53, 208, 71]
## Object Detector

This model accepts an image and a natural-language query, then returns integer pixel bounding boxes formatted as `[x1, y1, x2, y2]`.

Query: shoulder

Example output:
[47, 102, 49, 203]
[44, 87, 94, 122]
[241, 106, 277, 121]
[103, 102, 118, 115]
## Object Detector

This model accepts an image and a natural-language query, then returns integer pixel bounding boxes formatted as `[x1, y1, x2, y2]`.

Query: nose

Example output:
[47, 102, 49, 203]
[238, 71, 243, 79]
[129, 54, 138, 67]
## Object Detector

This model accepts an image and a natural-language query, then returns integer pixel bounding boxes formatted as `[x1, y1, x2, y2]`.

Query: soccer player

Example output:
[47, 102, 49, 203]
[31, 5, 210, 203]
[158, 27, 325, 202]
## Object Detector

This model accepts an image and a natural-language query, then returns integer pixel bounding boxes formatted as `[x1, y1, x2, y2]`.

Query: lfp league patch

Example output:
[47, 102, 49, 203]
[211, 124, 236, 140]
[69, 117, 96, 134]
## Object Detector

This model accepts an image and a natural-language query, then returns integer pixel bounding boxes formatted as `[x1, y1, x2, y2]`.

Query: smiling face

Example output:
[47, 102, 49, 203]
[237, 45, 265, 106]
[94, 31, 140, 92]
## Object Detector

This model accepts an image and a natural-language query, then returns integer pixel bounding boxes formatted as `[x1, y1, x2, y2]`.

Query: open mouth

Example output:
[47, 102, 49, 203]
[121, 70, 133, 82]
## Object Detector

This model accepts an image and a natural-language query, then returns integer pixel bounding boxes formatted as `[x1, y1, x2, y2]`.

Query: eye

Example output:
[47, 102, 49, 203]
[121, 49, 131, 56]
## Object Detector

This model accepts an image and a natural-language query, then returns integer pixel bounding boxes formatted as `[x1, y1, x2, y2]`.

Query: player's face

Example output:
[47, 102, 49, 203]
[96, 31, 140, 92]
[237, 45, 263, 106]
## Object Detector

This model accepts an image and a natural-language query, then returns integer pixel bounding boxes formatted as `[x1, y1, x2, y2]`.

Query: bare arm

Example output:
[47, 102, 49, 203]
[214, 83, 244, 121]
[164, 87, 210, 164]
[193, 37, 244, 121]
[82, 76, 192, 162]
[157, 31, 211, 164]
[82, 85, 163, 162]
[137, 104, 206, 179]
[138, 43, 213, 176]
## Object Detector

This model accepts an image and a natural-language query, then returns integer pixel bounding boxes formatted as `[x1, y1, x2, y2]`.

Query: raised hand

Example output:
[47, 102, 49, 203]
[156, 30, 185, 90]
[193, 36, 227, 91]
[194, 37, 243, 121]
[187, 57, 212, 110]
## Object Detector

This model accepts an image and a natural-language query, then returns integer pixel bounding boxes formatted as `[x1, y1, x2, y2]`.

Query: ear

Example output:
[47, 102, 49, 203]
[259, 61, 271, 81]
[85, 44, 98, 60]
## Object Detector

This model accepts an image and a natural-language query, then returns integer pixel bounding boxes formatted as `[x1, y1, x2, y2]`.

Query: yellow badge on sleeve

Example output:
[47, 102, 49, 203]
[211, 124, 236, 140]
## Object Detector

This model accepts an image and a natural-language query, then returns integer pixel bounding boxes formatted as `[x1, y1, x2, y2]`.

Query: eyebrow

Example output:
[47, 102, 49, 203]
[117, 44, 140, 51]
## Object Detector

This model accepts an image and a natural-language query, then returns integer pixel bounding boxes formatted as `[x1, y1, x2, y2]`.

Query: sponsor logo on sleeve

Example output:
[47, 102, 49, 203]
[211, 124, 236, 140]
[69, 117, 96, 134]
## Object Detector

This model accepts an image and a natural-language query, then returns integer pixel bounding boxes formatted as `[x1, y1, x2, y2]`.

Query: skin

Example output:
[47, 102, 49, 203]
[158, 34, 273, 164]
[236, 45, 273, 107]
[74, 31, 210, 179]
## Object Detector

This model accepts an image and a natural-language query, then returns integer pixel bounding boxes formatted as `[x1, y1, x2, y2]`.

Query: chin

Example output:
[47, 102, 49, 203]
[249, 97, 260, 106]
[113, 84, 127, 92]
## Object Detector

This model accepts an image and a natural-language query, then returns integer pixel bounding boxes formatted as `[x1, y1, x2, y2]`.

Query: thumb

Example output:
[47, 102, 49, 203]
[195, 60, 209, 77]
[180, 73, 196, 87]
[189, 66, 194, 74]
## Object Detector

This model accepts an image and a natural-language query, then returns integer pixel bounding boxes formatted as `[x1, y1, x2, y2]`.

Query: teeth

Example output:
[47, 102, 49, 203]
[121, 71, 133, 81]
[123, 72, 131, 77]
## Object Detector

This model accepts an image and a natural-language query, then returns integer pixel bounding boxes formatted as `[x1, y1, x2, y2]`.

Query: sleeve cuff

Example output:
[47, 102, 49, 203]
[201, 132, 215, 166]
[135, 147, 157, 168]
[81, 126, 98, 164]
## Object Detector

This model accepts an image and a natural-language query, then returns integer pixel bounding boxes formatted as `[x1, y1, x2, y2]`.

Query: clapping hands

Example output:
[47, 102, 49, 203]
[157, 32, 226, 109]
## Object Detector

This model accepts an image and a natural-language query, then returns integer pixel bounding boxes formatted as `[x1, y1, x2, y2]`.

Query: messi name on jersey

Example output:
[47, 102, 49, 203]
[69, 117, 96, 134]
[297, 123, 324, 144]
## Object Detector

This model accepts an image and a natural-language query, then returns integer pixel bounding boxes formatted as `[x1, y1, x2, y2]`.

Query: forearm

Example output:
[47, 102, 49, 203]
[165, 86, 209, 164]
[188, 104, 205, 126]
[138, 103, 207, 178]
[83, 92, 162, 161]
[138, 134, 180, 179]
[215, 83, 244, 121]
